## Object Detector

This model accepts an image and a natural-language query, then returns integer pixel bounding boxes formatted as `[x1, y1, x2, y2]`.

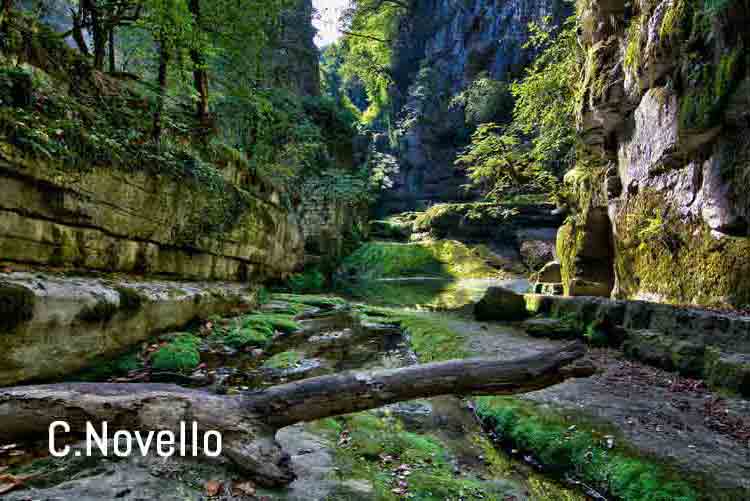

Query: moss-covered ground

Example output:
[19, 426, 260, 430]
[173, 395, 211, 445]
[364, 307, 711, 500]
[475, 397, 700, 501]
[308, 411, 515, 501]
[339, 240, 504, 281]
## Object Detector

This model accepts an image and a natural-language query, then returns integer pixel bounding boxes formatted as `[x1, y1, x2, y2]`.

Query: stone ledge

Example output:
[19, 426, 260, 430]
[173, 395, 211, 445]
[524, 294, 750, 393]
[0, 145, 304, 281]
[0, 272, 257, 386]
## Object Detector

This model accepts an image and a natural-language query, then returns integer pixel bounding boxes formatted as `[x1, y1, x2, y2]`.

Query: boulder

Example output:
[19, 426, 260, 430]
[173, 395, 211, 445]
[523, 318, 578, 339]
[536, 261, 562, 283]
[705, 348, 750, 397]
[622, 329, 706, 377]
[557, 207, 615, 298]
[474, 287, 528, 322]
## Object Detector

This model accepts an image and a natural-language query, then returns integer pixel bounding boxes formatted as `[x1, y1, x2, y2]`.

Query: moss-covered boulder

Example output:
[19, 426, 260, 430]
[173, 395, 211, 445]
[705, 348, 750, 396]
[523, 318, 579, 339]
[622, 329, 706, 377]
[0, 282, 35, 332]
[0, 272, 256, 385]
[557, 208, 614, 298]
[474, 287, 528, 322]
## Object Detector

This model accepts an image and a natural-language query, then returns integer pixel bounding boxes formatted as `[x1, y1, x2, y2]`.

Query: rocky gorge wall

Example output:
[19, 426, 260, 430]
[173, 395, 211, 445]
[0, 143, 304, 281]
[377, 0, 569, 214]
[562, 0, 750, 307]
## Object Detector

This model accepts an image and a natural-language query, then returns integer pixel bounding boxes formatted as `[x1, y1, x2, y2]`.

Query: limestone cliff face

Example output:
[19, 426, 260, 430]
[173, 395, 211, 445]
[378, 0, 569, 213]
[569, 0, 750, 306]
[0, 144, 304, 281]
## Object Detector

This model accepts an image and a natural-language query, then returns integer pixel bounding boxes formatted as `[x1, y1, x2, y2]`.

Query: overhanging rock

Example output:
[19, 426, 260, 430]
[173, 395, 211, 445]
[0, 272, 258, 386]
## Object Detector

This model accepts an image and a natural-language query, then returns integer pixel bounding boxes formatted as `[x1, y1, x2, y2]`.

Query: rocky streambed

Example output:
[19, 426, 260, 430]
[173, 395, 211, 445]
[1, 278, 749, 500]
[0, 291, 583, 501]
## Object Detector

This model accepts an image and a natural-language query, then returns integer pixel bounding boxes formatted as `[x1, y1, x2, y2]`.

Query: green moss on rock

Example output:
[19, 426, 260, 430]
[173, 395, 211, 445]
[76, 298, 118, 323]
[262, 350, 305, 370]
[340, 240, 504, 280]
[705, 347, 750, 396]
[150, 333, 201, 372]
[474, 287, 529, 322]
[475, 397, 700, 501]
[615, 190, 750, 307]
[115, 287, 145, 313]
[72, 351, 143, 382]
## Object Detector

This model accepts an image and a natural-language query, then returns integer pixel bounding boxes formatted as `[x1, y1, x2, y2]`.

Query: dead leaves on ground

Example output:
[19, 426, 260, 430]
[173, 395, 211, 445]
[204, 479, 265, 499]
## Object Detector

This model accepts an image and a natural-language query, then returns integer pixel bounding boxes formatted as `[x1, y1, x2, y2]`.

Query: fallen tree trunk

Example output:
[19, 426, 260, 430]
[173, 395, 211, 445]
[0, 342, 592, 487]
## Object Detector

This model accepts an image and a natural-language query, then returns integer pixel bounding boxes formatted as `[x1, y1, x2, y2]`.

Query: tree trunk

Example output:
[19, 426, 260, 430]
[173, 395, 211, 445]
[0, 343, 592, 487]
[108, 26, 116, 73]
[0, 0, 13, 34]
[152, 40, 170, 143]
[81, 0, 106, 71]
[187, 0, 210, 126]
[71, 7, 90, 56]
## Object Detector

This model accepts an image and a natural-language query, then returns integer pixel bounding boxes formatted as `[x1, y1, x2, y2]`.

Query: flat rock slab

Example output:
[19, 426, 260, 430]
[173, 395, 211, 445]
[0, 272, 256, 386]
[456, 313, 750, 495]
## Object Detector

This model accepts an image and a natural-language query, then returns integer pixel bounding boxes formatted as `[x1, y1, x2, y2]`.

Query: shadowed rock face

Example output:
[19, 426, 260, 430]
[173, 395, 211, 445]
[376, 0, 570, 213]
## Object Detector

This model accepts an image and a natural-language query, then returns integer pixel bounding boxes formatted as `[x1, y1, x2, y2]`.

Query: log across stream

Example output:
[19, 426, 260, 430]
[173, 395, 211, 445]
[0, 343, 592, 487]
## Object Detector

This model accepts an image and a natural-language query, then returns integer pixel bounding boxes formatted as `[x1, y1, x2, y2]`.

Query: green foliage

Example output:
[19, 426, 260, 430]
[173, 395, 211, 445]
[457, 16, 580, 200]
[475, 397, 700, 501]
[338, 0, 408, 125]
[150, 333, 201, 372]
[320, 42, 365, 120]
[2, 4, 367, 228]
[283, 268, 327, 294]
[451, 74, 514, 126]
[456, 123, 557, 198]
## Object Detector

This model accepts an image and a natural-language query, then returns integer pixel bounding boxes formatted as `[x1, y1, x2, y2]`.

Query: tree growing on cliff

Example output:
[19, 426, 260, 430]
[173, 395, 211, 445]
[338, 0, 409, 125]
[456, 16, 581, 200]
